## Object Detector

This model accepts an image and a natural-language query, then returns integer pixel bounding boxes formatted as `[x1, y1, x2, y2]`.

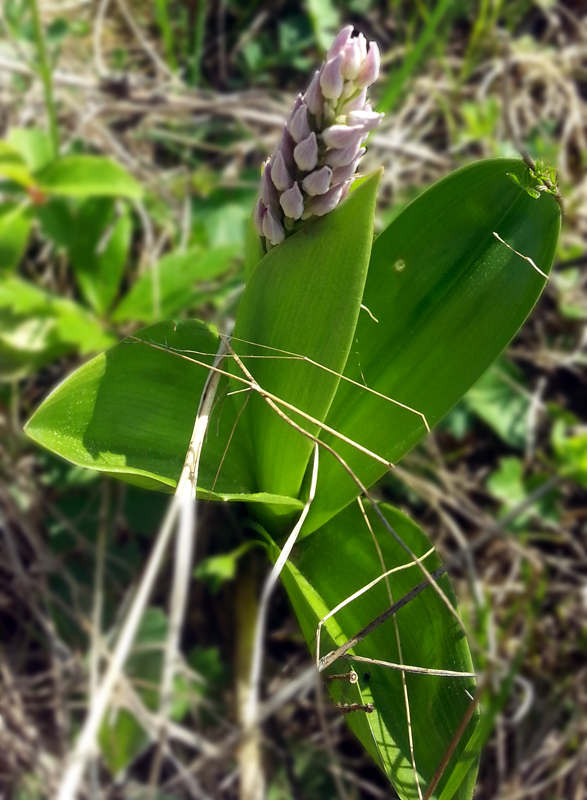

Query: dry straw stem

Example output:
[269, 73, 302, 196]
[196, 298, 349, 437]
[56, 338, 228, 800]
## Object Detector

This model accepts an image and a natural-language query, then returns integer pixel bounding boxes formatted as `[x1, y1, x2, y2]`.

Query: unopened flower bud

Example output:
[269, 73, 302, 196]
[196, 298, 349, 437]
[260, 161, 279, 206]
[326, 25, 353, 60]
[280, 182, 304, 220]
[320, 53, 344, 100]
[271, 151, 294, 191]
[322, 124, 364, 149]
[347, 109, 384, 132]
[302, 166, 332, 196]
[263, 205, 285, 245]
[305, 71, 323, 116]
[288, 103, 311, 144]
[331, 156, 362, 184]
[326, 143, 365, 168]
[355, 41, 380, 89]
[303, 184, 344, 218]
[294, 132, 318, 171]
[340, 39, 362, 80]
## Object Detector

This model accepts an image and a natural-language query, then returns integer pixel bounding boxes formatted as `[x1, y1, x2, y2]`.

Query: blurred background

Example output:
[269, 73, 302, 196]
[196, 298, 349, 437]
[0, 1, 586, 798]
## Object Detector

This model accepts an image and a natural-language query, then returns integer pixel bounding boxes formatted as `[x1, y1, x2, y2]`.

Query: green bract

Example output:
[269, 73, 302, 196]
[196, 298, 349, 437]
[25, 157, 561, 800]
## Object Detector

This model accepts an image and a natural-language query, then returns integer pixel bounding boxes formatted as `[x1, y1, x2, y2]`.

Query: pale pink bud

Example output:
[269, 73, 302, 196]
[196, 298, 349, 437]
[322, 124, 364, 149]
[325, 143, 365, 168]
[305, 71, 323, 116]
[341, 88, 367, 114]
[355, 41, 380, 89]
[326, 25, 353, 60]
[303, 184, 344, 218]
[280, 182, 304, 220]
[347, 109, 383, 133]
[331, 155, 362, 183]
[294, 132, 318, 171]
[253, 198, 266, 237]
[262, 205, 285, 245]
[320, 54, 344, 100]
[302, 166, 332, 196]
[340, 39, 362, 80]
[260, 161, 279, 206]
[271, 151, 294, 191]
[288, 103, 311, 144]
[356, 33, 367, 61]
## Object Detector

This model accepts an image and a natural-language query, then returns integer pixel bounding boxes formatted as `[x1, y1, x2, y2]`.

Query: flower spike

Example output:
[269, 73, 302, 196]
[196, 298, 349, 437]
[254, 27, 383, 246]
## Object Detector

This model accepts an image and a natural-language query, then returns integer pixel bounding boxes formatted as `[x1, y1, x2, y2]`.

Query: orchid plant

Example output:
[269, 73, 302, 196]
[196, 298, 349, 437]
[26, 26, 561, 800]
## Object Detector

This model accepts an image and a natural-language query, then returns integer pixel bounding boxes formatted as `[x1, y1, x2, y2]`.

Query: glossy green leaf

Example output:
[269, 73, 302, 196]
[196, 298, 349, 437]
[0, 203, 31, 271]
[69, 198, 132, 314]
[7, 128, 53, 173]
[0, 276, 113, 380]
[232, 171, 381, 503]
[35, 155, 143, 199]
[111, 245, 239, 323]
[24, 319, 302, 508]
[302, 159, 561, 534]
[0, 141, 34, 187]
[279, 501, 477, 800]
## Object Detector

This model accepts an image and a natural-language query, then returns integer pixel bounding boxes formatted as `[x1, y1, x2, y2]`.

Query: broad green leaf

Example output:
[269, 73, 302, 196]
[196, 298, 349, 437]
[303, 159, 561, 534]
[35, 155, 143, 199]
[0, 203, 31, 271]
[7, 128, 53, 173]
[111, 245, 239, 323]
[0, 276, 113, 380]
[0, 141, 34, 187]
[464, 358, 529, 448]
[69, 198, 132, 314]
[25, 319, 302, 508]
[232, 171, 381, 504]
[279, 501, 477, 800]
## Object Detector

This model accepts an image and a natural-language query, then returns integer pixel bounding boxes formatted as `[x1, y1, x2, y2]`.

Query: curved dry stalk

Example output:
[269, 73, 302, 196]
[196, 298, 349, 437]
[56, 339, 228, 800]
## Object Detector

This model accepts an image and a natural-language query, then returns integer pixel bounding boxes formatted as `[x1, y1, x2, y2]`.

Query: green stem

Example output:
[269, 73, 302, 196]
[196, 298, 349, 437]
[29, 0, 59, 159]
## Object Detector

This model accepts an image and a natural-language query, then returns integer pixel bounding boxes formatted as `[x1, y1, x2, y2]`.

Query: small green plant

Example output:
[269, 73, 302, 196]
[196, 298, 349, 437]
[25, 26, 561, 800]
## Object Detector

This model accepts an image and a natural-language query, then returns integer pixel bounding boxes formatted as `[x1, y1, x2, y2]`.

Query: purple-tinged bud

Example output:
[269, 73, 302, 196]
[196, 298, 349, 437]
[262, 205, 285, 245]
[271, 151, 294, 191]
[287, 93, 304, 122]
[341, 88, 367, 114]
[303, 184, 344, 218]
[280, 126, 297, 173]
[326, 25, 353, 60]
[288, 103, 311, 143]
[331, 156, 362, 183]
[305, 71, 323, 116]
[347, 109, 383, 133]
[320, 53, 344, 100]
[325, 143, 365, 168]
[322, 123, 364, 149]
[280, 182, 304, 220]
[340, 39, 362, 80]
[339, 181, 352, 203]
[260, 161, 279, 206]
[302, 165, 332, 196]
[294, 132, 318, 171]
[355, 41, 380, 89]
[253, 198, 266, 237]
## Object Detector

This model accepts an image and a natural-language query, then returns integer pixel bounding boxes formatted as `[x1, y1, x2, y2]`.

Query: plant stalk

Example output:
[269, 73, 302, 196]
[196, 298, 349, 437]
[29, 0, 59, 158]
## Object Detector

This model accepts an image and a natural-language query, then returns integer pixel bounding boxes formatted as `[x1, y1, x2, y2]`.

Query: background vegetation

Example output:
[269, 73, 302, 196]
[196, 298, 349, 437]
[0, 1, 585, 798]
